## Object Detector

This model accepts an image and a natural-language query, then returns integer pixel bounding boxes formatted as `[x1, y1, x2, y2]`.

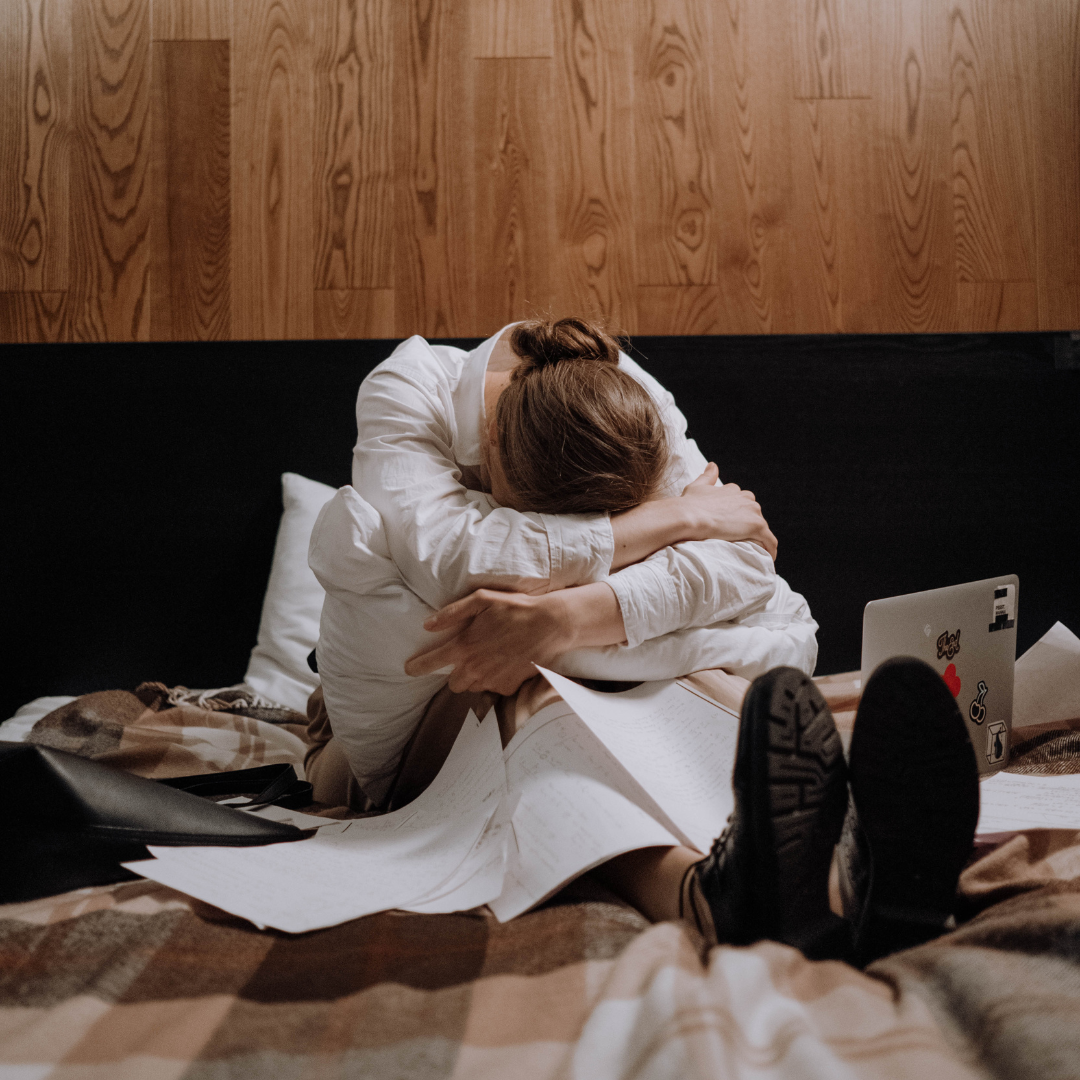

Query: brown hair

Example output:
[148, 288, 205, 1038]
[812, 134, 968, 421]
[494, 318, 668, 514]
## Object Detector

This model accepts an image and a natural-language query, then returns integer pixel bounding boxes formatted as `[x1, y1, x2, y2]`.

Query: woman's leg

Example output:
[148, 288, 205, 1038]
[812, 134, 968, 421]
[592, 846, 704, 925]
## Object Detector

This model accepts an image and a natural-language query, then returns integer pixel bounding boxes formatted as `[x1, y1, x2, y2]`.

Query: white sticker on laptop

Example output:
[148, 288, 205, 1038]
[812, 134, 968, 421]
[989, 584, 1015, 633]
[986, 721, 1008, 764]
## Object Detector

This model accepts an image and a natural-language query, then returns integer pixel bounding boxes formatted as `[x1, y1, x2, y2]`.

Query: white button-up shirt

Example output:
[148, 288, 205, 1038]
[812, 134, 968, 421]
[310, 326, 817, 799]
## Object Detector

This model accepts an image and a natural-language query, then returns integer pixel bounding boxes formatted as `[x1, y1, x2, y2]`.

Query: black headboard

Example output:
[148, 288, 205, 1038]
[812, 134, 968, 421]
[4, 333, 1076, 720]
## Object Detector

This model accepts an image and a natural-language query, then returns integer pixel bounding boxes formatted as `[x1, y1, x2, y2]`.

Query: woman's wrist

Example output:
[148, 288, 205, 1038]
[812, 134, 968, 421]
[543, 582, 627, 652]
[610, 498, 697, 570]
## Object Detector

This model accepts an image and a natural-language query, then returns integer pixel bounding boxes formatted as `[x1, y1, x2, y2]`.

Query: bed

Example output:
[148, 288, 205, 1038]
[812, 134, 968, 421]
[3, 334, 1079, 1078]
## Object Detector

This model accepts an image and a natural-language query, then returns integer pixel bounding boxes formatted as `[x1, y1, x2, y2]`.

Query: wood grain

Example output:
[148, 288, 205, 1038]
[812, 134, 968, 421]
[68, 0, 152, 340]
[0, 290, 66, 341]
[150, 40, 230, 341]
[789, 100, 843, 330]
[0, 0, 70, 293]
[874, 0, 957, 331]
[791, 0, 871, 99]
[708, 0, 802, 332]
[948, 0, 1036, 282]
[153, 0, 230, 39]
[473, 0, 553, 58]
[231, 0, 313, 340]
[314, 0, 394, 291]
[394, 0, 476, 336]
[1030, 0, 1080, 330]
[313, 286, 395, 336]
[551, 0, 638, 331]
[635, 0, 718, 287]
[474, 58, 556, 329]
[637, 284, 722, 333]
[956, 281, 1038, 331]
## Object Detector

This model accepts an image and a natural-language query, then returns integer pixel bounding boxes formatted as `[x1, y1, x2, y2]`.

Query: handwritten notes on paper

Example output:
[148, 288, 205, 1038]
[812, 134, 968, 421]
[537, 669, 739, 855]
[977, 771, 1080, 835]
[124, 709, 506, 933]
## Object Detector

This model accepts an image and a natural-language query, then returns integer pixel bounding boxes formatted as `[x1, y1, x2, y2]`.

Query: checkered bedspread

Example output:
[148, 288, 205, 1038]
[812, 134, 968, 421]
[2, 680, 1079, 1080]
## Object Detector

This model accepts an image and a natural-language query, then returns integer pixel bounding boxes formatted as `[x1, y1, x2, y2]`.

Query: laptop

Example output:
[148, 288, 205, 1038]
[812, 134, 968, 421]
[861, 576, 1018, 776]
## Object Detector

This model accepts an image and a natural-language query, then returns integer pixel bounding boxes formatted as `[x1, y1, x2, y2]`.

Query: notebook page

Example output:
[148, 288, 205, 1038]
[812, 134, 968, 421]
[537, 668, 739, 855]
[125, 709, 506, 932]
[489, 700, 681, 921]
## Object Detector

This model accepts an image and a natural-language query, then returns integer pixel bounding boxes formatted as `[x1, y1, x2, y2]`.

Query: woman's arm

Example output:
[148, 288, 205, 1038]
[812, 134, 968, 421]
[353, 340, 775, 612]
[610, 463, 777, 569]
[352, 344, 614, 610]
[404, 582, 627, 695]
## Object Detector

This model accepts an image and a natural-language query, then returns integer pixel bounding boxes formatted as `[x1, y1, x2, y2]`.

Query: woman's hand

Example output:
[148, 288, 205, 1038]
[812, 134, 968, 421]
[609, 463, 778, 569]
[405, 583, 626, 695]
[679, 463, 779, 559]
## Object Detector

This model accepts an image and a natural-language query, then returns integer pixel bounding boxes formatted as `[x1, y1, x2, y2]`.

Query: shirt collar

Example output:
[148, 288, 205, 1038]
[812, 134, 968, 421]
[451, 322, 519, 466]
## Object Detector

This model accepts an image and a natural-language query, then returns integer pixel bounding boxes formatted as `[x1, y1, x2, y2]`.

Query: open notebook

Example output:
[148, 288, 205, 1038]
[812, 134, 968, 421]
[126, 670, 740, 933]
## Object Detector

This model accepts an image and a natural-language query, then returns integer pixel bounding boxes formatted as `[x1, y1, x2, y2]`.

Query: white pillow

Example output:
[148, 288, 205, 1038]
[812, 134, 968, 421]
[244, 473, 338, 712]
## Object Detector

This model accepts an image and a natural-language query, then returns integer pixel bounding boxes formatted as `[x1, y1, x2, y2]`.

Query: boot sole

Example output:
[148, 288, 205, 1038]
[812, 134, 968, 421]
[743, 668, 848, 957]
[848, 657, 980, 964]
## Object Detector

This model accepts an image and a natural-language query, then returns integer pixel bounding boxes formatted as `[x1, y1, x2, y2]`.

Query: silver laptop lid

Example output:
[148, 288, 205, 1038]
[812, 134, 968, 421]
[861, 575, 1018, 776]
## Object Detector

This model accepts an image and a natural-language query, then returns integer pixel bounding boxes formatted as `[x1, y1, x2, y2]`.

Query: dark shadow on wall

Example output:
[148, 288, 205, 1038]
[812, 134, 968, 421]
[2, 332, 1076, 720]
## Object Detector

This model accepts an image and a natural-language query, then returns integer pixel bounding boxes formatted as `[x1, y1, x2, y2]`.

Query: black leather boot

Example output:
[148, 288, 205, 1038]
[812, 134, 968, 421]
[839, 656, 980, 967]
[692, 667, 849, 959]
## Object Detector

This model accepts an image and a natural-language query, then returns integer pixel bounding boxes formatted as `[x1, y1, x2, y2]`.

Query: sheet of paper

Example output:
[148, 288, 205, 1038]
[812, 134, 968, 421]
[124, 709, 506, 933]
[403, 803, 509, 914]
[1013, 621, 1080, 728]
[537, 668, 738, 855]
[489, 700, 681, 922]
[977, 771, 1080, 835]
[243, 804, 343, 829]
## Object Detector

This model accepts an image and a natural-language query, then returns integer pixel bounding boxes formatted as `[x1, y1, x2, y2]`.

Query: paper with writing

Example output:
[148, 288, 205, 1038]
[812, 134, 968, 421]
[977, 771, 1080, 835]
[490, 700, 681, 921]
[537, 668, 738, 855]
[124, 709, 505, 933]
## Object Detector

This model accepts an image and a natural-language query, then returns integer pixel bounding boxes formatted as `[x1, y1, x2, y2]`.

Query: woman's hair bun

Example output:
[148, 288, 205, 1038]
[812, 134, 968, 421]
[509, 317, 622, 376]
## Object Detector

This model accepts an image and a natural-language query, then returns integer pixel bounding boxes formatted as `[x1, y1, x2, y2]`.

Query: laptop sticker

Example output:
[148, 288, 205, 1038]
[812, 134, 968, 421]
[937, 629, 961, 660]
[989, 584, 1015, 632]
[942, 663, 961, 697]
[986, 721, 1007, 765]
[969, 680, 988, 725]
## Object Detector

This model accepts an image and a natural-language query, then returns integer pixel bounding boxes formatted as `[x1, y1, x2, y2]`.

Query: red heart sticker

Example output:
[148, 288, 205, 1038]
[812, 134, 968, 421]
[942, 663, 961, 697]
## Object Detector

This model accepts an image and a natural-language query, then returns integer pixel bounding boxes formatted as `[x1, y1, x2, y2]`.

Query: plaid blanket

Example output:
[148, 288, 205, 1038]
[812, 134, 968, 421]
[3, 679, 1079, 1079]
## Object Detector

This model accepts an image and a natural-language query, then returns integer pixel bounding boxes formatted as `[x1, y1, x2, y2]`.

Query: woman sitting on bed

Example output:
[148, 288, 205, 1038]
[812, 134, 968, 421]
[307, 316, 845, 954]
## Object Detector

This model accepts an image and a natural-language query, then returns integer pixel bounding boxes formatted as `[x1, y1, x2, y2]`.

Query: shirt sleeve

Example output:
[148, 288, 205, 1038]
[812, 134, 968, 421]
[605, 539, 777, 648]
[554, 576, 819, 681]
[610, 352, 779, 647]
[351, 346, 613, 612]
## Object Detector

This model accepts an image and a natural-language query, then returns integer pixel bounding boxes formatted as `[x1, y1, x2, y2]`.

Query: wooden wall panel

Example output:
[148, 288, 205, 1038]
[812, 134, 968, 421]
[150, 40, 230, 341]
[791, 0, 871, 99]
[3, 0, 1075, 343]
[0, 291, 66, 342]
[394, 0, 476, 337]
[474, 58, 556, 328]
[1030, 0, 1080, 331]
[154, 0, 230, 40]
[231, 0, 313, 340]
[708, 0, 804, 333]
[956, 280, 1038, 331]
[551, 0, 638, 332]
[314, 0, 394, 291]
[0, 0, 70, 295]
[635, 0, 719, 288]
[68, 0, 151, 341]
[948, 0, 1036, 283]
[313, 286, 395, 336]
[473, 0, 554, 58]
[875, 0, 958, 332]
